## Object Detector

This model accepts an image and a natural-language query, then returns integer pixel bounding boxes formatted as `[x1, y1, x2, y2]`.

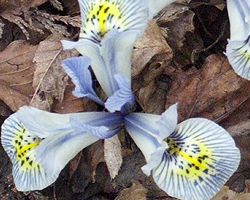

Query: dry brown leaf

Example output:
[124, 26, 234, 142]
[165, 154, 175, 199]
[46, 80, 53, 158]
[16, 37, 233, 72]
[104, 135, 123, 179]
[132, 20, 172, 77]
[0, 40, 37, 111]
[211, 186, 250, 200]
[165, 54, 250, 122]
[31, 34, 79, 110]
[115, 181, 148, 200]
[87, 140, 105, 181]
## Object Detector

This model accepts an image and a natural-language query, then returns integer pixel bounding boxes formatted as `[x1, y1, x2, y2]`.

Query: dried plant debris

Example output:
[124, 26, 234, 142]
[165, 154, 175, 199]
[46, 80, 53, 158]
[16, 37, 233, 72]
[0, 0, 80, 40]
[31, 34, 79, 110]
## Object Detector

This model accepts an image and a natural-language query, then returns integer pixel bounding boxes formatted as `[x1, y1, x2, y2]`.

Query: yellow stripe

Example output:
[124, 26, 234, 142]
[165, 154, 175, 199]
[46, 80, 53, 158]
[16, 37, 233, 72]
[99, 4, 106, 35]
[17, 141, 40, 156]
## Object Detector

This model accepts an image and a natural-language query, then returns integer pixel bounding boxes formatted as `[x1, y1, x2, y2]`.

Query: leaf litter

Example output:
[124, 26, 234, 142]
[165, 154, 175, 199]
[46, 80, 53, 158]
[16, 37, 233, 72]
[1, 0, 250, 200]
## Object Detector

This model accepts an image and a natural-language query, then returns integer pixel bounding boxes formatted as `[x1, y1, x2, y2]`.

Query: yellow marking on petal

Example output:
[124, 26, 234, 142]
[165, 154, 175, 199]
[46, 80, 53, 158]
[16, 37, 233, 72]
[165, 138, 215, 183]
[12, 123, 42, 171]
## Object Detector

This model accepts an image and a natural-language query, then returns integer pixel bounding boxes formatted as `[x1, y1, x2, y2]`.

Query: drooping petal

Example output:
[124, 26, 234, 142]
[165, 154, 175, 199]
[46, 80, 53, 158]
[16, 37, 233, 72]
[226, 0, 250, 80]
[145, 0, 177, 19]
[62, 56, 104, 105]
[105, 74, 135, 113]
[1, 106, 123, 191]
[1, 113, 58, 191]
[151, 118, 240, 200]
[125, 113, 162, 162]
[78, 0, 148, 43]
[226, 37, 250, 80]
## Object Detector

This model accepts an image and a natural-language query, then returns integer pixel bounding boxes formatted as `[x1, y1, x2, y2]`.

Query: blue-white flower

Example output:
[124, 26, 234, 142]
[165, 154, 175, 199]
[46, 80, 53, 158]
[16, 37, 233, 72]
[1, 106, 123, 191]
[125, 104, 240, 200]
[61, 0, 148, 98]
[226, 0, 250, 79]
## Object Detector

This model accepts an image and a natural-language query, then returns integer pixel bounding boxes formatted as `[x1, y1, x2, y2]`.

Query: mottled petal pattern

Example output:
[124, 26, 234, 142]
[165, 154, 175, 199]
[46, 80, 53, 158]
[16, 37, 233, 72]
[152, 118, 240, 200]
[78, 0, 147, 43]
[1, 114, 58, 191]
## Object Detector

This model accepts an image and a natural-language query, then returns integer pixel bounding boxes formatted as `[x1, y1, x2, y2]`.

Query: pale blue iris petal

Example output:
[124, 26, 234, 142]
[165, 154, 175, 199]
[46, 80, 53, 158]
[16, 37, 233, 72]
[125, 113, 162, 162]
[226, 37, 250, 80]
[227, 0, 250, 40]
[36, 129, 99, 175]
[141, 146, 165, 176]
[157, 103, 178, 140]
[105, 74, 135, 113]
[151, 118, 240, 200]
[62, 39, 115, 97]
[62, 56, 104, 105]
[145, 0, 177, 19]
[100, 29, 140, 85]
[70, 112, 124, 139]
[15, 106, 72, 138]
[62, 30, 139, 97]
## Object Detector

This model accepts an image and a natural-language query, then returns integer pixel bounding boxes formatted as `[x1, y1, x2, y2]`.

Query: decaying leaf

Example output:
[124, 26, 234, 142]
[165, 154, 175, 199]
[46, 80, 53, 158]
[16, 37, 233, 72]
[165, 54, 250, 122]
[115, 181, 147, 200]
[211, 186, 250, 200]
[104, 135, 123, 179]
[0, 40, 37, 111]
[31, 34, 79, 110]
[132, 20, 172, 77]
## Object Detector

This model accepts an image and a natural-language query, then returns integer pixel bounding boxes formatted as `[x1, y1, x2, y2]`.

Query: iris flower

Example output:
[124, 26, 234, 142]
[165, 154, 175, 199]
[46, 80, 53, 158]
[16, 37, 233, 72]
[63, 57, 240, 200]
[125, 104, 240, 200]
[226, 0, 250, 79]
[1, 106, 123, 191]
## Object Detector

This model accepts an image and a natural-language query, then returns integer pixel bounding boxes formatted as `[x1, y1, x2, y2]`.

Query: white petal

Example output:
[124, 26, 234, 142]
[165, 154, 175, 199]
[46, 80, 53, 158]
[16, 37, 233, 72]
[152, 118, 240, 200]
[125, 113, 161, 162]
[1, 114, 58, 191]
[226, 37, 250, 80]
[227, 0, 250, 40]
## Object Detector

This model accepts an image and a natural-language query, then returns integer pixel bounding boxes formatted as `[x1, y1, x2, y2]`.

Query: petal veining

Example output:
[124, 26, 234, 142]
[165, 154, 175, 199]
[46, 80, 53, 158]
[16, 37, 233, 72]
[151, 118, 240, 200]
[78, 0, 147, 43]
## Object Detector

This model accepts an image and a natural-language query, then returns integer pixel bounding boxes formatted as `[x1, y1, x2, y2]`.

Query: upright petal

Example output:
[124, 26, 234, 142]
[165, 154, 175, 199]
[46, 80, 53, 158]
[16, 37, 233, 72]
[151, 118, 240, 200]
[145, 0, 177, 19]
[157, 103, 178, 140]
[78, 0, 148, 43]
[62, 56, 104, 105]
[62, 30, 138, 97]
[105, 74, 135, 113]
[125, 113, 162, 162]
